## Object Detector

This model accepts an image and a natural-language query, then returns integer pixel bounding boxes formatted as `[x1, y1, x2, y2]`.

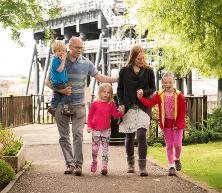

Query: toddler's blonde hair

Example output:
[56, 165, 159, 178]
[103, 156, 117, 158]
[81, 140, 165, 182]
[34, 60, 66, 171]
[97, 83, 113, 102]
[51, 41, 66, 54]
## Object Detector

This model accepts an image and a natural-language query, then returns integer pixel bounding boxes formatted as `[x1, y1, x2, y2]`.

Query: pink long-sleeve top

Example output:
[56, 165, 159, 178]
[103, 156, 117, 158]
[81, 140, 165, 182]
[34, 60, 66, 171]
[87, 100, 123, 131]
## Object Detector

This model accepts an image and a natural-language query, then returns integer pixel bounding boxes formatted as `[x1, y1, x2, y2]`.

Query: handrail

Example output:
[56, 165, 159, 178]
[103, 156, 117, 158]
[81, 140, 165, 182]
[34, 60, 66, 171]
[61, 0, 123, 27]
[36, 38, 156, 55]
[62, 0, 100, 17]
[0, 95, 208, 129]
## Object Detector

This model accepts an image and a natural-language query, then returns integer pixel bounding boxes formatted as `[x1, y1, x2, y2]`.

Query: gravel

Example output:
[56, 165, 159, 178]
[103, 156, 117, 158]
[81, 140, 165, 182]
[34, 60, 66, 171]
[6, 144, 213, 193]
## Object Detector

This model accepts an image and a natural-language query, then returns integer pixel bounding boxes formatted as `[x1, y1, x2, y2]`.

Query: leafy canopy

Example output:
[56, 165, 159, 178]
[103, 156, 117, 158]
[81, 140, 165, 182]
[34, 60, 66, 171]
[126, 0, 222, 77]
[0, 0, 61, 45]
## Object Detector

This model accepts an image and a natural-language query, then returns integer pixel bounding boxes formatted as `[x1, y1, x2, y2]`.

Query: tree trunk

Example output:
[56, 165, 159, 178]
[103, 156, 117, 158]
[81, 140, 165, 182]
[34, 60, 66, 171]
[186, 72, 193, 95]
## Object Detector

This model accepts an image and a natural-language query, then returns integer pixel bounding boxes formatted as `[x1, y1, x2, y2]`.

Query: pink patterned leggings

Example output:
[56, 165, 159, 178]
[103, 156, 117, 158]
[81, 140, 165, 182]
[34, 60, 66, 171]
[91, 129, 110, 167]
[163, 128, 183, 164]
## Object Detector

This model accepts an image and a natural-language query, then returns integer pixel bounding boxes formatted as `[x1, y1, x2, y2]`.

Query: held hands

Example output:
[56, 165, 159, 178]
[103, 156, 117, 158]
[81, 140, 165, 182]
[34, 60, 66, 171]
[118, 105, 125, 114]
[87, 127, 91, 133]
[137, 89, 144, 99]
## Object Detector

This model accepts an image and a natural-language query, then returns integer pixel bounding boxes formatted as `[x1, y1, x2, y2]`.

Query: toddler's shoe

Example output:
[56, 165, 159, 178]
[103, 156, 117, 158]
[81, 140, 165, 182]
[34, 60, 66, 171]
[168, 167, 176, 176]
[90, 161, 97, 173]
[47, 107, 56, 117]
[175, 160, 182, 171]
[101, 166, 108, 175]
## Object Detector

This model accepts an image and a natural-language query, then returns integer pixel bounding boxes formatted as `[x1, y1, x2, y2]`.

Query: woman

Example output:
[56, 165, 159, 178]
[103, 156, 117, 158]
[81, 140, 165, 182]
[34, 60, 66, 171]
[117, 45, 156, 176]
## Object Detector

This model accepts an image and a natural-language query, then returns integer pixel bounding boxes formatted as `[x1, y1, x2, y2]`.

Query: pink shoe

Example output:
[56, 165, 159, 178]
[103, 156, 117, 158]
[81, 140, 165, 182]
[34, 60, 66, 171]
[101, 166, 108, 175]
[91, 161, 97, 173]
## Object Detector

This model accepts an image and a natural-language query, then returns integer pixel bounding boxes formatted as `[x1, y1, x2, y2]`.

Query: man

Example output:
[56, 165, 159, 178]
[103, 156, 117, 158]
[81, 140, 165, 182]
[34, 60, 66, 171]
[45, 37, 117, 175]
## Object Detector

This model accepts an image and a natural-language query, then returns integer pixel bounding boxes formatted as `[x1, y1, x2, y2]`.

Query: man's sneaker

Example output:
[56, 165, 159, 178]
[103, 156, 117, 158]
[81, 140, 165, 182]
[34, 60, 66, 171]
[64, 165, 75, 174]
[101, 166, 108, 175]
[168, 167, 176, 176]
[91, 161, 97, 173]
[175, 160, 182, 171]
[74, 164, 82, 176]
[47, 107, 56, 117]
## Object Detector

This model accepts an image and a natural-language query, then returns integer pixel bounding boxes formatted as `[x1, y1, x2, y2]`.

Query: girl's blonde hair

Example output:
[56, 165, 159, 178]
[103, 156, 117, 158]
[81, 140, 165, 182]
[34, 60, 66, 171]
[126, 45, 149, 68]
[97, 83, 113, 102]
[51, 41, 66, 54]
[161, 71, 175, 82]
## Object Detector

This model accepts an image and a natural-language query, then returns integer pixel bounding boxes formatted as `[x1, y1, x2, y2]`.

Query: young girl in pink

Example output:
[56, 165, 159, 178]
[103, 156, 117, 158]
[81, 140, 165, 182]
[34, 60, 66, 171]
[137, 72, 186, 176]
[87, 83, 124, 175]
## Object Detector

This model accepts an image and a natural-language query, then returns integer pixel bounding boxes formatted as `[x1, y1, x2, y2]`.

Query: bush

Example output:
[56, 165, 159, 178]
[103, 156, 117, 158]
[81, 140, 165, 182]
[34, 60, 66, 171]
[0, 159, 15, 188]
[0, 128, 23, 156]
[183, 109, 222, 145]
[183, 129, 222, 145]
[152, 142, 163, 147]
[206, 106, 222, 133]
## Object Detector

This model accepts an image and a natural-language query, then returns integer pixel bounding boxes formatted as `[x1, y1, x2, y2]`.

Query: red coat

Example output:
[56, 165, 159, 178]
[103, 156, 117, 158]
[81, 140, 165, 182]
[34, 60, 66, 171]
[139, 89, 186, 130]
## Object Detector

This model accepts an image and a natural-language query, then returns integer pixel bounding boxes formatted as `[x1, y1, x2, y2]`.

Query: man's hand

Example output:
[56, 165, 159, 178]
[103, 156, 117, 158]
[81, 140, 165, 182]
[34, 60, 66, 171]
[137, 89, 143, 99]
[87, 127, 91, 133]
[60, 86, 72, 96]
[45, 75, 72, 95]
[95, 73, 118, 83]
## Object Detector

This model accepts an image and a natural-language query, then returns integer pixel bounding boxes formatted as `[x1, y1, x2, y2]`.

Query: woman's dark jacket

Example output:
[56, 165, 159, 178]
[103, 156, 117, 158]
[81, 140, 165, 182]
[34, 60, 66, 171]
[117, 65, 156, 116]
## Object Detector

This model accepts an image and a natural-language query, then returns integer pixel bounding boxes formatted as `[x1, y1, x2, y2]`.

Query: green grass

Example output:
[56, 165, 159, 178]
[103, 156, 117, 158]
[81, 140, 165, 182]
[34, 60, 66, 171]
[148, 142, 222, 191]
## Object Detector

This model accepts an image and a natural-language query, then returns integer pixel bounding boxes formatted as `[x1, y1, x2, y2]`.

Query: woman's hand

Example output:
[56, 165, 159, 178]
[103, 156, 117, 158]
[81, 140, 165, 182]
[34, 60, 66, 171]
[137, 89, 143, 99]
[118, 105, 125, 114]
[87, 127, 91, 133]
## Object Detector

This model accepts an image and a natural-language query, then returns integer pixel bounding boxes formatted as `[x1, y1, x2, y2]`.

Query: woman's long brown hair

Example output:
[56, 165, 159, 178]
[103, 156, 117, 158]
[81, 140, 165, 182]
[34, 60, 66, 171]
[126, 45, 149, 68]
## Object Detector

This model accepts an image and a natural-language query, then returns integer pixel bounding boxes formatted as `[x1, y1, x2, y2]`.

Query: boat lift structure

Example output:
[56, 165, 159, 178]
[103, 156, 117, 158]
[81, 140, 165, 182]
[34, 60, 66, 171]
[25, 0, 158, 97]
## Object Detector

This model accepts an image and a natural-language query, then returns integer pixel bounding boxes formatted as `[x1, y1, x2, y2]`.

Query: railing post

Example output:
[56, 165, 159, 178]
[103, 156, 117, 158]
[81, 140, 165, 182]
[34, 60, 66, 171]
[26, 44, 36, 95]
[91, 32, 103, 103]
[203, 95, 207, 127]
[0, 97, 3, 128]
[9, 95, 14, 127]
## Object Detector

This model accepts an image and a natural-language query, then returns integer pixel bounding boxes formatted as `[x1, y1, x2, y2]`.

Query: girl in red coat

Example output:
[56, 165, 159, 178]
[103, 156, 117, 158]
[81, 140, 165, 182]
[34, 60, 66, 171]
[137, 72, 186, 176]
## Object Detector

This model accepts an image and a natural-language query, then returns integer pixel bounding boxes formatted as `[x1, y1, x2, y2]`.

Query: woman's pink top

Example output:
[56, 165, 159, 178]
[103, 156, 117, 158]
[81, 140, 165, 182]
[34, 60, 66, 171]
[87, 100, 123, 131]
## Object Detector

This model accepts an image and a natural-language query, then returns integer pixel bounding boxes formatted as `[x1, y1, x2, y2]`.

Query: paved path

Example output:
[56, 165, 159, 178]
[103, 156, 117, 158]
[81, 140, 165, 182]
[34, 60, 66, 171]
[5, 124, 214, 193]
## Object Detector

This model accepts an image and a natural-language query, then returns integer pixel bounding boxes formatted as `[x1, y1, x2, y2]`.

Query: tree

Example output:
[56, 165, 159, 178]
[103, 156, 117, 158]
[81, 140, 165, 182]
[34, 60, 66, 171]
[0, 0, 61, 45]
[126, 0, 222, 78]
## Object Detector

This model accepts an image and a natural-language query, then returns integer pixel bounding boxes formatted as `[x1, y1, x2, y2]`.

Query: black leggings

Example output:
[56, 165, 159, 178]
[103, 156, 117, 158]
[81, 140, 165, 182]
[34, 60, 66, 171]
[125, 128, 147, 160]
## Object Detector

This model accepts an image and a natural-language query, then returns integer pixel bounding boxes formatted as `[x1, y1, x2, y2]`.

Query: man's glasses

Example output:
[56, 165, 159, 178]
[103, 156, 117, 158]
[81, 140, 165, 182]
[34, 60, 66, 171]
[71, 45, 83, 50]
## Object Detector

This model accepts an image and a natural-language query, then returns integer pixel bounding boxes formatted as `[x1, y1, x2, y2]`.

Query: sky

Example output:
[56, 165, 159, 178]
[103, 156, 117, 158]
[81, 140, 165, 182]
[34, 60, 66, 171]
[0, 28, 34, 76]
[0, 0, 72, 77]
